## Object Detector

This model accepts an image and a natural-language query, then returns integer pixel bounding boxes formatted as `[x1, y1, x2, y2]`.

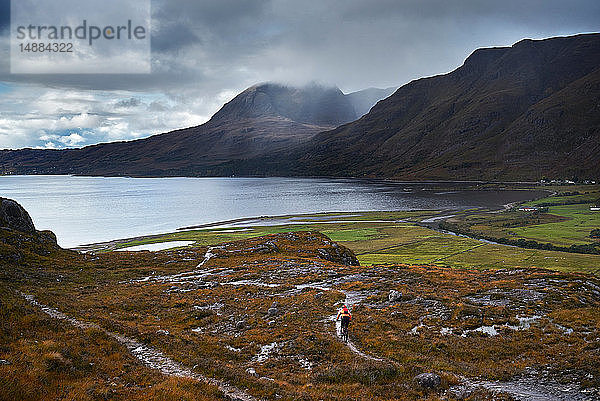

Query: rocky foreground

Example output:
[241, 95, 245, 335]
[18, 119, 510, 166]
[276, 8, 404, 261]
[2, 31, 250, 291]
[1, 199, 599, 400]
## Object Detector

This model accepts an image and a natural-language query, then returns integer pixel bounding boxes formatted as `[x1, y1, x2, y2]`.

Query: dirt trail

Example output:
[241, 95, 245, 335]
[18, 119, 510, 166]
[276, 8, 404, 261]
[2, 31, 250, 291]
[21, 293, 259, 401]
[333, 290, 384, 362]
[329, 291, 597, 401]
[342, 333, 384, 362]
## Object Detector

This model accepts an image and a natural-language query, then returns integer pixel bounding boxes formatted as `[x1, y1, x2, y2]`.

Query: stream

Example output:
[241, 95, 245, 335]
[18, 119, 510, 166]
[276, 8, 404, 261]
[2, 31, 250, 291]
[454, 370, 598, 401]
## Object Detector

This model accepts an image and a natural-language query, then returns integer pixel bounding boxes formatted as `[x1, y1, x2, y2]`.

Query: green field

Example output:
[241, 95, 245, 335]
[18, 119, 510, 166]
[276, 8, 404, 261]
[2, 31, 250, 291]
[100, 208, 600, 276]
[509, 203, 600, 246]
[525, 186, 600, 207]
[437, 186, 600, 250]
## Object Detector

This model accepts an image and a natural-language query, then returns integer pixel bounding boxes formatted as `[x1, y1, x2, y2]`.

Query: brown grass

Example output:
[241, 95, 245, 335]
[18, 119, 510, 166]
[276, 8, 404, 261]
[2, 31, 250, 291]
[2, 229, 599, 400]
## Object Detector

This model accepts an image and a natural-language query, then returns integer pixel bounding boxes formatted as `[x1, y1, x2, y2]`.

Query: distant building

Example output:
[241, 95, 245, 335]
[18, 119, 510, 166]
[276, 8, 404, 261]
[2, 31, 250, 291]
[591, 206, 600, 211]
[519, 207, 539, 212]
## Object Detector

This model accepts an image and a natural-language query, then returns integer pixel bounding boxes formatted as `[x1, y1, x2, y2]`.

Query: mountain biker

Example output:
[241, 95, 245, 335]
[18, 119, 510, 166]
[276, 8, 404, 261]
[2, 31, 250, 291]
[336, 304, 352, 337]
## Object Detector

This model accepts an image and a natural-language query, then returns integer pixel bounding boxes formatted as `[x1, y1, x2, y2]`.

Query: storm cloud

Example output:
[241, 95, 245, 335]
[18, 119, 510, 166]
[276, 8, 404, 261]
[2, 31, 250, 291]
[0, 0, 599, 149]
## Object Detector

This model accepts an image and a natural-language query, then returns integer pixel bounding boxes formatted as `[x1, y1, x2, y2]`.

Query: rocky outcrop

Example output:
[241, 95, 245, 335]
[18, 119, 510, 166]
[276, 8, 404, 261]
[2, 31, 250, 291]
[0, 198, 60, 262]
[205, 231, 360, 266]
[0, 198, 36, 233]
[388, 290, 402, 302]
[316, 242, 360, 266]
[266, 301, 279, 317]
[414, 373, 442, 389]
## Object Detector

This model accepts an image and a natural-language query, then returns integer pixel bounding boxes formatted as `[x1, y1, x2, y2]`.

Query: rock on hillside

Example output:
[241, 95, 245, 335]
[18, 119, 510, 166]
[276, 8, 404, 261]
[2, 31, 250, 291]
[0, 198, 36, 233]
[0, 198, 59, 263]
[207, 231, 360, 266]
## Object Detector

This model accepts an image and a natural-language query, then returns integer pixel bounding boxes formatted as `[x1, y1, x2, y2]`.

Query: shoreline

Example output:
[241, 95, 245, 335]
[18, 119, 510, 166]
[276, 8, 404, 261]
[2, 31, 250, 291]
[73, 211, 413, 252]
[72, 186, 555, 253]
[1, 172, 543, 184]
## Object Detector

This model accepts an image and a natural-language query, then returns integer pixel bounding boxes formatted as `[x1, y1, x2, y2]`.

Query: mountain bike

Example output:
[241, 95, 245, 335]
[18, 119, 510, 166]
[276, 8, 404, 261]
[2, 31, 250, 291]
[340, 324, 349, 343]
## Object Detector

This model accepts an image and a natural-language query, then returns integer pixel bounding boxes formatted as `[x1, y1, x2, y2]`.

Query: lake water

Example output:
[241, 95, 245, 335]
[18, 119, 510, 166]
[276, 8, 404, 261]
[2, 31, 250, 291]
[0, 175, 546, 248]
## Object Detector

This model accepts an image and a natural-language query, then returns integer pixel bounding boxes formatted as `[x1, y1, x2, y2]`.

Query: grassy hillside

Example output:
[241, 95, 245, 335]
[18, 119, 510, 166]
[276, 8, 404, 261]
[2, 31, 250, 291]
[442, 186, 600, 253]
[2, 228, 599, 400]
[3, 190, 600, 400]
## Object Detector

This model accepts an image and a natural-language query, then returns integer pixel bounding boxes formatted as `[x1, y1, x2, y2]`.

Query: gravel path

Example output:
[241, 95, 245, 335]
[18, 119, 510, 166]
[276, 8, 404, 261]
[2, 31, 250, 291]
[21, 293, 260, 401]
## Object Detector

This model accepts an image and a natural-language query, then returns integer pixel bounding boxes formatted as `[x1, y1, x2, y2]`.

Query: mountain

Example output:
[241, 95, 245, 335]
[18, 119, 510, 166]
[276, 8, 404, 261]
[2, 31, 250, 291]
[0, 83, 390, 176]
[290, 33, 600, 180]
[2, 34, 598, 180]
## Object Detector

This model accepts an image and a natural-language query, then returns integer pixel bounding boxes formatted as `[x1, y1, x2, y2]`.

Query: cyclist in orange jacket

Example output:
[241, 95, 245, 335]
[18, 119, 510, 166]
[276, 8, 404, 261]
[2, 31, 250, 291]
[336, 304, 352, 336]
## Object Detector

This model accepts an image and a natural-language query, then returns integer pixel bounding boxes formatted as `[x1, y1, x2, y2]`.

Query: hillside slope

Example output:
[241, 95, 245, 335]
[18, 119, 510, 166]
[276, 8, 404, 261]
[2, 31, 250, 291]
[2, 202, 599, 400]
[292, 33, 600, 180]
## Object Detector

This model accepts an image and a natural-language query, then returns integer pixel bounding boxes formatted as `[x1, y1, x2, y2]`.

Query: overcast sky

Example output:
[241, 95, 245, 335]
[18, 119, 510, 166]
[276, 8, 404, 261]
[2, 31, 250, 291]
[0, 0, 598, 150]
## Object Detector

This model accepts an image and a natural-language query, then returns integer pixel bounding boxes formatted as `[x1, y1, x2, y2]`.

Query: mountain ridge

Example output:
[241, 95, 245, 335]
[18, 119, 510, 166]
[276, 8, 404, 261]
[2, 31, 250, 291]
[288, 33, 600, 180]
[1, 33, 599, 180]
[0, 83, 391, 176]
